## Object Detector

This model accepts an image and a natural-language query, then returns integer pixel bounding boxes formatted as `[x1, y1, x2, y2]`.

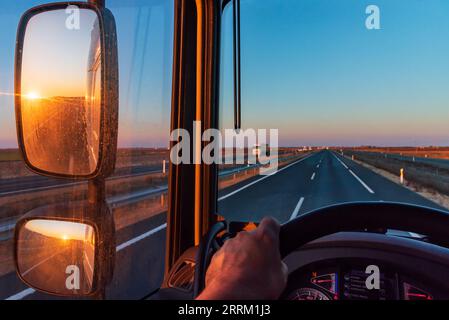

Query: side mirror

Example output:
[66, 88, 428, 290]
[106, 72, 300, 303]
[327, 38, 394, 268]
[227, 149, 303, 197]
[14, 202, 115, 297]
[15, 2, 119, 179]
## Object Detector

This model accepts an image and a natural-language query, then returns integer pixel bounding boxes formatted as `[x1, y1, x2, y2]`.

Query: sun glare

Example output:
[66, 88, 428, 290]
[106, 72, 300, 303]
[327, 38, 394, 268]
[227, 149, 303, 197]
[61, 234, 69, 241]
[25, 92, 41, 100]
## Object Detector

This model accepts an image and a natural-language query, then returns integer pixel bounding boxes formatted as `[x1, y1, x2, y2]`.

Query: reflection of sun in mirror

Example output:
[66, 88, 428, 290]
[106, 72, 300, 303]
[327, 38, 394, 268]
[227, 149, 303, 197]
[25, 220, 93, 242]
[25, 92, 41, 100]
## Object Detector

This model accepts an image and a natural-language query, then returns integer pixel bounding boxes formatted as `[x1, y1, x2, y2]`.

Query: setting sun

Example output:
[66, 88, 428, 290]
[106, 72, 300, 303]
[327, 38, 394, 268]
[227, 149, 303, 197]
[25, 92, 41, 100]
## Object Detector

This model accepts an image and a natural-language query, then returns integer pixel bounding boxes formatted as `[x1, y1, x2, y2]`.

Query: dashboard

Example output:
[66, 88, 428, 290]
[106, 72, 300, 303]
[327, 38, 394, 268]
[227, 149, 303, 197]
[284, 260, 440, 300]
[283, 232, 449, 300]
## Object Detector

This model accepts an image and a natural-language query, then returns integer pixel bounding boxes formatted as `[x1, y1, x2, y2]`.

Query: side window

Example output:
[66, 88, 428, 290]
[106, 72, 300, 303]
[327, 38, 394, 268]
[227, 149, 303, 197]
[105, 1, 173, 299]
[0, 0, 173, 300]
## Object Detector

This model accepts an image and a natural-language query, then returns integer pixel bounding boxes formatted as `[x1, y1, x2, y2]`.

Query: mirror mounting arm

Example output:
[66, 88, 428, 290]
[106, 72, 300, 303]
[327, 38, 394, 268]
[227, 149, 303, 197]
[81, 0, 111, 282]
[88, 178, 106, 205]
[87, 177, 108, 300]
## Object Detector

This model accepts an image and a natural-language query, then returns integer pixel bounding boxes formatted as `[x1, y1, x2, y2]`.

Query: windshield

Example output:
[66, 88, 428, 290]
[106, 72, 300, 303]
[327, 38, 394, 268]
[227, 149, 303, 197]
[217, 0, 449, 224]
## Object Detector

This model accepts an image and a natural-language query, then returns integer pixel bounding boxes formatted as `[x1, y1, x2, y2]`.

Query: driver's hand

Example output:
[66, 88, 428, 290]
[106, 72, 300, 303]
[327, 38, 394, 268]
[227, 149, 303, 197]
[197, 217, 288, 300]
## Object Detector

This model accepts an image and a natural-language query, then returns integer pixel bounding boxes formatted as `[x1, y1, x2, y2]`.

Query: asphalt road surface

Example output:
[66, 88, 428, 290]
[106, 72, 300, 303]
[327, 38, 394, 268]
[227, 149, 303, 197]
[1, 150, 446, 300]
[218, 150, 444, 222]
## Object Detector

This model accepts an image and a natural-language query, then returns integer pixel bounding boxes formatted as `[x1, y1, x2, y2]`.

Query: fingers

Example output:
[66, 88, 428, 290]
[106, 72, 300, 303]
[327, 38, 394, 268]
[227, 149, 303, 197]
[255, 217, 281, 245]
[259, 217, 281, 233]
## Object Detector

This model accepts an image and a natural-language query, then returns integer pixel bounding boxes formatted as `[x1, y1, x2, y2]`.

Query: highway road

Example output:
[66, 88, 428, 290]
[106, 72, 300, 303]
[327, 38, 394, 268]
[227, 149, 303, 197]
[218, 150, 444, 222]
[1, 150, 446, 300]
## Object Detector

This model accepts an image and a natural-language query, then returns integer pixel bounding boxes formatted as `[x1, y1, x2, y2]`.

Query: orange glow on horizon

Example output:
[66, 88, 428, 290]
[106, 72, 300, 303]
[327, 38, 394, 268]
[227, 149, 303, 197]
[25, 92, 41, 100]
[25, 220, 93, 242]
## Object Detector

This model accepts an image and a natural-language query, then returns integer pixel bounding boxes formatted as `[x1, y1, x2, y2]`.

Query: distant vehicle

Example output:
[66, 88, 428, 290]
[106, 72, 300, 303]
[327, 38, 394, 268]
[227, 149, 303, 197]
[252, 144, 270, 158]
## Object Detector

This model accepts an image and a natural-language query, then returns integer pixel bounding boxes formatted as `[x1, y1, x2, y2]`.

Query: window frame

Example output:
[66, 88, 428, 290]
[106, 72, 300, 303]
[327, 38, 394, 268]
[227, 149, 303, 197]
[164, 0, 221, 278]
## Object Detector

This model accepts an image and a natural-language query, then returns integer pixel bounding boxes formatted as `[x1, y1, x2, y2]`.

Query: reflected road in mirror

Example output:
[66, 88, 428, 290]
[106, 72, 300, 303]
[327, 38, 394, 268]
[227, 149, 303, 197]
[17, 219, 96, 296]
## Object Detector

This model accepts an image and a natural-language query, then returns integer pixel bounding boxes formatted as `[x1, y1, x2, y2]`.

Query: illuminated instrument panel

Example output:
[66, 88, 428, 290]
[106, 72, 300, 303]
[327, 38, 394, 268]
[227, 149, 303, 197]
[285, 261, 440, 300]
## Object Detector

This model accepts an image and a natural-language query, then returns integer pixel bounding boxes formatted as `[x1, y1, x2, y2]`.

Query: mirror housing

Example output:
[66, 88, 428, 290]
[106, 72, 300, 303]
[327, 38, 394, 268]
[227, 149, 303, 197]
[15, 2, 119, 179]
[14, 201, 115, 297]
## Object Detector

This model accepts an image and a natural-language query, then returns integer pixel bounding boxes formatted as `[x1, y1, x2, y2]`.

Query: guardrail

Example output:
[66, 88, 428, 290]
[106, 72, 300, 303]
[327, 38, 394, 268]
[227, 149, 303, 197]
[0, 169, 162, 198]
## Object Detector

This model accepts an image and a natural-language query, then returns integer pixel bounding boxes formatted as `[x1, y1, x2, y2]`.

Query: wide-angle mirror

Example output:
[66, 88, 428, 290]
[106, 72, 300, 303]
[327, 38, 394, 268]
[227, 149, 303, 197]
[15, 3, 118, 179]
[16, 219, 97, 296]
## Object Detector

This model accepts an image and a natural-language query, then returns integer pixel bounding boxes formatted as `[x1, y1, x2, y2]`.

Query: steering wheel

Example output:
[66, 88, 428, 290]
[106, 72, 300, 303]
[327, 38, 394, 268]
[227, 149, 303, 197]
[194, 201, 449, 298]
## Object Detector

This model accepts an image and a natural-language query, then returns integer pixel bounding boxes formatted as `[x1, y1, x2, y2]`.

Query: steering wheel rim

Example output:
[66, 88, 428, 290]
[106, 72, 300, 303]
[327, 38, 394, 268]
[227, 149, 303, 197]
[194, 221, 227, 298]
[279, 201, 449, 258]
[194, 201, 449, 298]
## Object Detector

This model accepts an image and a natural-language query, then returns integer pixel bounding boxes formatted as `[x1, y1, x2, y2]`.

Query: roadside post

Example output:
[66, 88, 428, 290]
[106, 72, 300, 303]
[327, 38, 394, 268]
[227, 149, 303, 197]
[400, 168, 404, 184]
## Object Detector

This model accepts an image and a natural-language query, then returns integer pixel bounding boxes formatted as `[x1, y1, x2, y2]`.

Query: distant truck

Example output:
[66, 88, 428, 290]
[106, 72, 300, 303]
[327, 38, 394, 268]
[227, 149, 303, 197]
[252, 144, 270, 158]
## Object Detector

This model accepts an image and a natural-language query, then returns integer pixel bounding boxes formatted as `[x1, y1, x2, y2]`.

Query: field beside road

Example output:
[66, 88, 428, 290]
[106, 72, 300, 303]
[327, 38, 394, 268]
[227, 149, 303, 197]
[349, 146, 449, 160]
[0, 150, 21, 162]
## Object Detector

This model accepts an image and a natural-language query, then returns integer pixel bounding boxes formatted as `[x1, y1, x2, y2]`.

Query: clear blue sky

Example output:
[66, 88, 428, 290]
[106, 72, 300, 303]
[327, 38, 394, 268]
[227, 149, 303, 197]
[2, 1, 449, 148]
[220, 0, 449, 147]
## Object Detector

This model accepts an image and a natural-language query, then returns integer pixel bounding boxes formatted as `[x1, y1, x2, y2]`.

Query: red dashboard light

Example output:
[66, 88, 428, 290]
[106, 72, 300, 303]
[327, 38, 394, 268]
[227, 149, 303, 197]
[404, 283, 433, 301]
[311, 273, 337, 295]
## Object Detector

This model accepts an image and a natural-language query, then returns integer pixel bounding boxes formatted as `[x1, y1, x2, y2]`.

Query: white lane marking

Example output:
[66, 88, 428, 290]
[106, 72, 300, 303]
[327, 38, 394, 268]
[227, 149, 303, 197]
[5, 288, 36, 301]
[289, 197, 305, 221]
[218, 153, 315, 201]
[116, 223, 167, 252]
[316, 164, 320, 169]
[349, 170, 375, 194]
[311, 173, 316, 181]
[333, 152, 374, 194]
[22, 248, 68, 277]
[333, 154, 348, 169]
[6, 223, 169, 300]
